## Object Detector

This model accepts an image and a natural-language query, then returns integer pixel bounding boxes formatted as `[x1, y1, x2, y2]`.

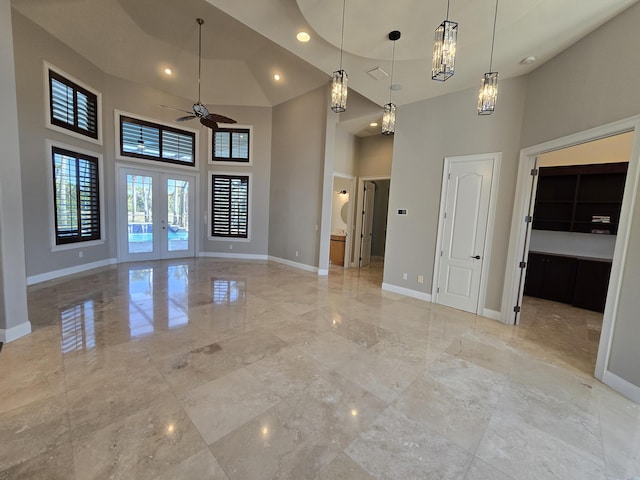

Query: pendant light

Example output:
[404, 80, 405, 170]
[382, 31, 400, 135]
[478, 0, 499, 115]
[432, 0, 458, 81]
[331, 0, 348, 113]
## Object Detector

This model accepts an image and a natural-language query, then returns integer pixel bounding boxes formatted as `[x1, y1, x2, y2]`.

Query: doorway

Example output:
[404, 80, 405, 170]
[503, 118, 640, 385]
[117, 165, 196, 262]
[329, 174, 355, 268]
[510, 133, 632, 374]
[433, 153, 501, 315]
[354, 176, 390, 269]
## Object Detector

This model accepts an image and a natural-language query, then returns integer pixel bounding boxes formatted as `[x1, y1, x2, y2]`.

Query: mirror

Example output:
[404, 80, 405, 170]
[340, 202, 349, 224]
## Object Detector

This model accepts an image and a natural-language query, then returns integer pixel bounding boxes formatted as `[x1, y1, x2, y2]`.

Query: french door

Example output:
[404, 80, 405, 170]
[117, 165, 196, 261]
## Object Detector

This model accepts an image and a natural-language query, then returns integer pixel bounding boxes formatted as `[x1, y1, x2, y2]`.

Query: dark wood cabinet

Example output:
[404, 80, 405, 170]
[533, 163, 627, 235]
[572, 259, 612, 312]
[524, 252, 612, 312]
[524, 253, 577, 304]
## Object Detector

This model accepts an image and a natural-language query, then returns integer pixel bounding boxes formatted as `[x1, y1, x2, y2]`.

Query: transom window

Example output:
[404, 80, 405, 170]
[210, 174, 249, 238]
[51, 146, 101, 245]
[48, 69, 99, 140]
[212, 128, 251, 163]
[120, 115, 196, 166]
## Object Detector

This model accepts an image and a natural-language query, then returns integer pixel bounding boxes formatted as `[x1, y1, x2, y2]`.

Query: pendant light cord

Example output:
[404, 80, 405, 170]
[446, 0, 450, 20]
[389, 40, 396, 104]
[339, 0, 346, 71]
[489, 0, 498, 71]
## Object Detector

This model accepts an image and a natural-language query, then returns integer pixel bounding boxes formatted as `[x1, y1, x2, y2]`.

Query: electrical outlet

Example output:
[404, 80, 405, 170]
[229, 245, 233, 250]
[402, 273, 408, 280]
[417, 275, 424, 284]
[315, 225, 318, 231]
[295, 251, 299, 257]
[78, 251, 83, 258]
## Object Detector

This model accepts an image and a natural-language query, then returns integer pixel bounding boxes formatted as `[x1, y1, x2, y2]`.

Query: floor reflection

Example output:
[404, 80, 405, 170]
[213, 278, 246, 305]
[60, 299, 96, 353]
[128, 267, 155, 337]
[167, 265, 189, 329]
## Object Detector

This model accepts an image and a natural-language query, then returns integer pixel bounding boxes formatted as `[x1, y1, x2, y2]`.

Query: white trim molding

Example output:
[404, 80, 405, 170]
[603, 370, 640, 405]
[482, 309, 502, 321]
[268, 256, 318, 273]
[26, 258, 117, 286]
[199, 252, 268, 261]
[382, 282, 432, 302]
[0, 321, 32, 343]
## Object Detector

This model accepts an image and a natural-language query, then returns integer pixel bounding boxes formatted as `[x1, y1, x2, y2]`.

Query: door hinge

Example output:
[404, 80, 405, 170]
[361, 234, 363, 238]
[437, 287, 440, 293]
[530, 168, 538, 176]
[513, 305, 521, 313]
[448, 173, 451, 180]
[440, 250, 443, 257]
[519, 261, 527, 269]
[524, 215, 532, 223]
[444, 212, 447, 219]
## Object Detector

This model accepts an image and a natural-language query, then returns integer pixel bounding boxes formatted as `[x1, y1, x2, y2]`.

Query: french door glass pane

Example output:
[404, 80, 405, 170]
[127, 174, 153, 254]
[167, 178, 189, 252]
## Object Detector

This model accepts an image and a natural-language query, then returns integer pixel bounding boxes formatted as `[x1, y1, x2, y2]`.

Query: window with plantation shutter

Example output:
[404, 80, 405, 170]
[51, 146, 101, 245]
[48, 69, 99, 140]
[119, 115, 195, 166]
[211, 174, 249, 238]
[212, 127, 251, 164]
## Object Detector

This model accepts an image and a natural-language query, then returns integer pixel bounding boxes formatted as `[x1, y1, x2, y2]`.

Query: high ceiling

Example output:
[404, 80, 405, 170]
[11, 0, 639, 134]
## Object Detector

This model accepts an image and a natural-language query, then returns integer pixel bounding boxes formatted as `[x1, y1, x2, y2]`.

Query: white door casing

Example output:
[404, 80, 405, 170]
[434, 155, 499, 314]
[359, 181, 376, 267]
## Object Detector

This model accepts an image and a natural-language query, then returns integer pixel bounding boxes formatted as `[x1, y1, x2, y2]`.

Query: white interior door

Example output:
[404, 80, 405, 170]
[436, 158, 494, 313]
[359, 181, 376, 267]
[118, 166, 195, 262]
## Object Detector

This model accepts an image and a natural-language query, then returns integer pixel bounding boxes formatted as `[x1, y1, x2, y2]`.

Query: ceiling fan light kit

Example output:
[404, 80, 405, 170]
[161, 17, 236, 130]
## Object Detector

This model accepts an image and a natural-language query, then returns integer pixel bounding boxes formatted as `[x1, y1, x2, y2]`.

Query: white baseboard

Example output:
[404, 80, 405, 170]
[199, 252, 268, 261]
[382, 282, 432, 302]
[26, 258, 117, 286]
[268, 256, 318, 273]
[482, 308, 502, 321]
[317, 269, 328, 276]
[0, 321, 32, 343]
[603, 370, 640, 404]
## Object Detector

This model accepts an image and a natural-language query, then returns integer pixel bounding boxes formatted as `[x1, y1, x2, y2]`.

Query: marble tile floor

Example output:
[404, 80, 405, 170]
[1, 258, 638, 479]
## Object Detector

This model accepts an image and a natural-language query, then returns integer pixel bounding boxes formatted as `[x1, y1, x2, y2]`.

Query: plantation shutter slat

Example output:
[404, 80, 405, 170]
[49, 70, 98, 140]
[52, 147, 101, 245]
[211, 175, 248, 238]
[119, 116, 195, 166]
[212, 128, 250, 163]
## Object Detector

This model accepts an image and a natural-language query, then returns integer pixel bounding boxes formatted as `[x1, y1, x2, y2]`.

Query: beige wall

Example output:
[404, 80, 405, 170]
[357, 134, 393, 178]
[333, 127, 357, 176]
[384, 76, 528, 309]
[269, 87, 327, 266]
[0, 0, 28, 332]
[520, 2, 640, 388]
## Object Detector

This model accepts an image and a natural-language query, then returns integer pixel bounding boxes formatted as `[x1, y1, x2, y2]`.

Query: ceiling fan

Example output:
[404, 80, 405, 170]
[161, 18, 236, 130]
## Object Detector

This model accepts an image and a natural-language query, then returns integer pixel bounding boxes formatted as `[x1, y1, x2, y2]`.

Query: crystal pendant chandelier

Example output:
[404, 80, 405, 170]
[478, 0, 500, 115]
[382, 31, 401, 135]
[432, 0, 458, 81]
[331, 0, 348, 113]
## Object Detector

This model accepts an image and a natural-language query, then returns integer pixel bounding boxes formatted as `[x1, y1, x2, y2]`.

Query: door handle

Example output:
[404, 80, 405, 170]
[471, 255, 481, 259]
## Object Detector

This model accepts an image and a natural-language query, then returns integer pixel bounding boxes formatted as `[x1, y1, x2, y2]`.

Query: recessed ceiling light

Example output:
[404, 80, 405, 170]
[296, 32, 310, 43]
[370, 122, 378, 127]
[164, 68, 172, 75]
[520, 56, 536, 65]
[273, 74, 281, 81]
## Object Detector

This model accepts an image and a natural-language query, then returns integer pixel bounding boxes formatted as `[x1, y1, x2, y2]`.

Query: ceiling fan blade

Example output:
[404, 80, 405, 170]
[205, 113, 237, 125]
[160, 104, 192, 115]
[200, 117, 219, 130]
[175, 115, 196, 122]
